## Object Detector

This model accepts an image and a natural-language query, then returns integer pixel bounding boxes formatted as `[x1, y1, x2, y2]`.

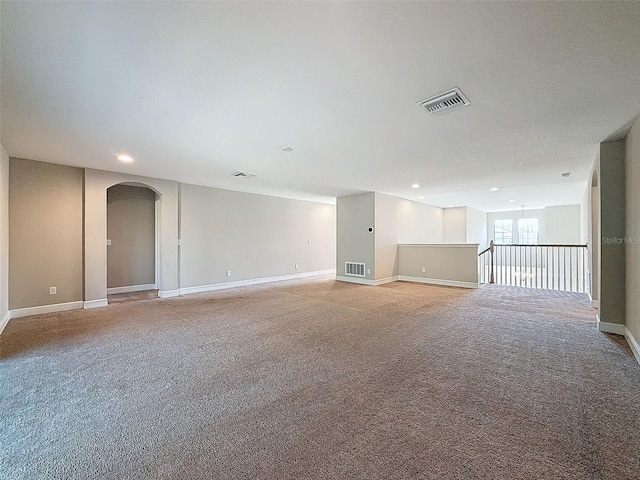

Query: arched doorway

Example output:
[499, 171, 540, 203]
[84, 169, 179, 308]
[106, 183, 160, 302]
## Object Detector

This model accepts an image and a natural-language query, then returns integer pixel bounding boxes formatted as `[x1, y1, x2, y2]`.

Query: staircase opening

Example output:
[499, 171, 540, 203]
[479, 241, 588, 293]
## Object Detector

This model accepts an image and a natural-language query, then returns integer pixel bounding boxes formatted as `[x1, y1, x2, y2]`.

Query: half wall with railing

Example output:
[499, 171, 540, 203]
[479, 242, 588, 293]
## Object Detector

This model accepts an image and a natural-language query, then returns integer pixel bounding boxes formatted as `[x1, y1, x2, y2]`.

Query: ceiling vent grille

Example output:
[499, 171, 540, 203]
[418, 88, 470, 116]
[231, 172, 255, 178]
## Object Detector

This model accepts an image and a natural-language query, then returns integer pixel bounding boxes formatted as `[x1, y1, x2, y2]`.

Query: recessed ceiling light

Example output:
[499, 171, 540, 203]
[490, 187, 499, 191]
[280, 146, 293, 152]
[509, 199, 516, 202]
[411, 184, 420, 189]
[117, 154, 133, 163]
[562, 172, 571, 177]
[418, 196, 424, 200]
[448, 205, 454, 208]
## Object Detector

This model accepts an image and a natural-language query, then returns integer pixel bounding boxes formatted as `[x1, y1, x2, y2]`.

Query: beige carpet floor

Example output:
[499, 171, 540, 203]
[1, 276, 639, 479]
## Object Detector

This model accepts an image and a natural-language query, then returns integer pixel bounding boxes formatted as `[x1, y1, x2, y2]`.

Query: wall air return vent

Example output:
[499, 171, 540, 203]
[345, 262, 366, 277]
[418, 88, 470, 116]
[231, 172, 255, 178]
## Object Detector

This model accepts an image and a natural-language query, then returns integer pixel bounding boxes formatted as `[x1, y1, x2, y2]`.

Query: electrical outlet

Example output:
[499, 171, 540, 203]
[49, 286, 57, 295]
[106, 239, 112, 246]
[295, 264, 299, 269]
[226, 271, 232, 277]
[308, 238, 312, 244]
[367, 269, 371, 274]
[422, 267, 426, 273]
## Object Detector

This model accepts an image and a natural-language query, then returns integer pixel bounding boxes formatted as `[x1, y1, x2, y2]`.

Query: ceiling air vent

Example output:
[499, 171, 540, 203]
[231, 172, 255, 178]
[418, 88, 470, 116]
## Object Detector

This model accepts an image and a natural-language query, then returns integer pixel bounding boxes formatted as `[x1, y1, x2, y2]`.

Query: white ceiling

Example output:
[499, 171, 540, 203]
[2, 1, 639, 211]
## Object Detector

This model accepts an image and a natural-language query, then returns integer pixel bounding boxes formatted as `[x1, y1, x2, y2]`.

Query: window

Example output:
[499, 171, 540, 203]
[494, 219, 513, 244]
[518, 218, 539, 244]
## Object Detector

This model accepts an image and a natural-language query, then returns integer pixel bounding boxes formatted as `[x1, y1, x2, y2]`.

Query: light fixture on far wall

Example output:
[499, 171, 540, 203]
[411, 183, 420, 189]
[117, 154, 133, 163]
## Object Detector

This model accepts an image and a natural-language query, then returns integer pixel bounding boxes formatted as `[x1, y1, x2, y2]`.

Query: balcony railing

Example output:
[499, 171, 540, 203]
[479, 242, 588, 293]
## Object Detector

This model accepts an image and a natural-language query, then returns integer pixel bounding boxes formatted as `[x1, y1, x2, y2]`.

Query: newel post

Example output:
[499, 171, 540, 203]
[489, 240, 495, 284]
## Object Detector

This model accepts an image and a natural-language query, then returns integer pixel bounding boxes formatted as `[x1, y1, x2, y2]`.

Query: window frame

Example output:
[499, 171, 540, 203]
[493, 219, 513, 245]
[517, 217, 539, 245]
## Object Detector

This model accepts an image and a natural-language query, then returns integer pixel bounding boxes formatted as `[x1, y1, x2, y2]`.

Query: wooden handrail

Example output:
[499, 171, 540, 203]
[492, 243, 587, 248]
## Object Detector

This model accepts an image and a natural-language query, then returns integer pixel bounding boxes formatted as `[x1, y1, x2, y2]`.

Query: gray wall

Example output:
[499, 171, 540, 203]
[398, 244, 479, 285]
[599, 140, 626, 326]
[5, 158, 335, 314]
[465, 207, 488, 249]
[9, 158, 84, 309]
[590, 171, 600, 303]
[443, 207, 466, 244]
[626, 116, 640, 343]
[375, 193, 443, 280]
[0, 146, 9, 325]
[443, 207, 488, 249]
[85, 169, 179, 301]
[336, 193, 375, 280]
[107, 185, 156, 289]
[180, 184, 336, 288]
[545, 205, 581, 244]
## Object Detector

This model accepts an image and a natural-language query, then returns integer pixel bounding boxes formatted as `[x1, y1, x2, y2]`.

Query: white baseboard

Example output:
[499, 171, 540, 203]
[0, 311, 10, 335]
[158, 289, 180, 298]
[624, 327, 640, 365]
[83, 299, 108, 309]
[107, 284, 156, 295]
[10, 301, 84, 319]
[335, 276, 376, 286]
[397, 275, 479, 289]
[374, 276, 398, 286]
[182, 269, 337, 296]
[596, 315, 626, 336]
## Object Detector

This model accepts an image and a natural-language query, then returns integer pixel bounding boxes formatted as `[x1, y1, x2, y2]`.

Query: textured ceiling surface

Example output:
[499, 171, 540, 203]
[2, 1, 639, 211]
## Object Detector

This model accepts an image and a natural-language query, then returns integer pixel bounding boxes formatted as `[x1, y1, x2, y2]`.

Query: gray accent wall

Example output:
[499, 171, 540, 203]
[9, 158, 84, 309]
[0, 146, 9, 324]
[107, 185, 156, 289]
[625, 116, 640, 343]
[336, 193, 375, 280]
[180, 184, 336, 288]
[599, 139, 626, 326]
